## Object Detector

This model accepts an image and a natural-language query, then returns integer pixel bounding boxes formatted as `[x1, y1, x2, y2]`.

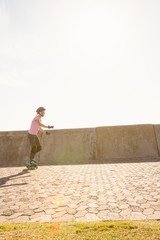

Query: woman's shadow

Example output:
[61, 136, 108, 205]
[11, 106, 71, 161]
[0, 169, 30, 188]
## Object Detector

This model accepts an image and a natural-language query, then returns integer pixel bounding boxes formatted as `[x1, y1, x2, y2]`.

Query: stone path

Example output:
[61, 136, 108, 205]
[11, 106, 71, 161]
[0, 162, 160, 223]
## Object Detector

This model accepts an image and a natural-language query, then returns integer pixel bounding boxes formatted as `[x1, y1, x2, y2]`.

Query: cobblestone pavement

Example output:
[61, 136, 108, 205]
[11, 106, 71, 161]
[0, 162, 160, 223]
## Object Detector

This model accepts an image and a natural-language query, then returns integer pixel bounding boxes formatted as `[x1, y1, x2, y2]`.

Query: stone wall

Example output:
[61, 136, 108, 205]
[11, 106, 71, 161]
[0, 124, 160, 167]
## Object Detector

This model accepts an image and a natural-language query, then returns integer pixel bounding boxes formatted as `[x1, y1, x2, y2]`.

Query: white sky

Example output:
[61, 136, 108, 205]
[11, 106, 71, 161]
[0, 0, 160, 131]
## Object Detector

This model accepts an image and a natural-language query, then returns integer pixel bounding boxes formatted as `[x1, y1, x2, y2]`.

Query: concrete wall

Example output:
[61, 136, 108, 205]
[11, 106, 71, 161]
[40, 128, 97, 165]
[0, 131, 30, 167]
[153, 125, 160, 156]
[0, 124, 160, 167]
[96, 124, 159, 159]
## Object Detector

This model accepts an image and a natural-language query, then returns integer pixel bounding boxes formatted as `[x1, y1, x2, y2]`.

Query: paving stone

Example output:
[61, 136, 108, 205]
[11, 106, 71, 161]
[0, 163, 160, 223]
[108, 202, 119, 207]
[52, 211, 67, 218]
[12, 216, 30, 223]
[3, 198, 13, 203]
[66, 208, 77, 215]
[2, 209, 14, 216]
[119, 204, 129, 209]
[0, 216, 7, 222]
[140, 203, 151, 209]
[149, 201, 160, 206]
[31, 212, 44, 219]
[108, 212, 121, 220]
[130, 212, 147, 220]
[144, 195, 154, 201]
[109, 207, 121, 213]
[61, 214, 75, 221]
[76, 213, 100, 222]
[44, 208, 56, 215]
[137, 199, 147, 204]
[128, 202, 139, 207]
[22, 210, 35, 216]
[34, 206, 48, 213]
[143, 208, 154, 215]
[146, 211, 160, 219]
[107, 198, 117, 203]
[134, 196, 144, 201]
[29, 218, 42, 223]
[75, 210, 88, 218]
[120, 209, 132, 217]
[150, 192, 158, 196]
[76, 205, 88, 211]
[8, 213, 24, 219]
[88, 199, 98, 203]
[68, 204, 78, 209]
[39, 214, 52, 222]
[130, 206, 143, 212]
[29, 205, 39, 210]
[98, 205, 108, 211]
[87, 203, 98, 208]
[97, 210, 109, 219]
[151, 205, 160, 211]
[88, 208, 99, 214]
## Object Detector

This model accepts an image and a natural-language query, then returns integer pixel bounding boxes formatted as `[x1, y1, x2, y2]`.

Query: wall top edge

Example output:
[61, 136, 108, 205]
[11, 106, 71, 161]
[0, 124, 160, 134]
[96, 124, 157, 129]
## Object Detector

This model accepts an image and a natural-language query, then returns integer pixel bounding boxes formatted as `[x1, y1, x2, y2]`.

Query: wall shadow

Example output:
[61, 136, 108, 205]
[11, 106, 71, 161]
[38, 156, 160, 165]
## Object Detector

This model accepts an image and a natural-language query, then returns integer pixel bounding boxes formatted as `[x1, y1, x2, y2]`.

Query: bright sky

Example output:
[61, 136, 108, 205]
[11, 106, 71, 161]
[0, 0, 160, 131]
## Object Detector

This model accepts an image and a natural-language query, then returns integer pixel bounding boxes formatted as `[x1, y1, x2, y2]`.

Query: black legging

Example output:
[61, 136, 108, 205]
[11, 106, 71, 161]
[28, 133, 42, 160]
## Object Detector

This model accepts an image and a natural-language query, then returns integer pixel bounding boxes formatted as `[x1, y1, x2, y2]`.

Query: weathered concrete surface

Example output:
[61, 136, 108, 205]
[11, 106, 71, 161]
[40, 128, 97, 165]
[0, 124, 160, 167]
[0, 131, 30, 167]
[153, 125, 160, 157]
[96, 124, 159, 160]
[0, 162, 160, 222]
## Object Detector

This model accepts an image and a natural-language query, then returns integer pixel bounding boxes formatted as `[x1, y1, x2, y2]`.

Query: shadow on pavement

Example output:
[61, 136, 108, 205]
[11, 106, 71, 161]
[0, 169, 30, 188]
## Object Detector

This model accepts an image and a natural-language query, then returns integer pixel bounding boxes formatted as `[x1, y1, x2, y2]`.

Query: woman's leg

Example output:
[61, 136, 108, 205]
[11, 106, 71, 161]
[28, 134, 42, 160]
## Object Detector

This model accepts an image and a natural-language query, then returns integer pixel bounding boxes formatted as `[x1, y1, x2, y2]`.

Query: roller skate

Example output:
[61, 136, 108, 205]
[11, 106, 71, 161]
[26, 159, 38, 170]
